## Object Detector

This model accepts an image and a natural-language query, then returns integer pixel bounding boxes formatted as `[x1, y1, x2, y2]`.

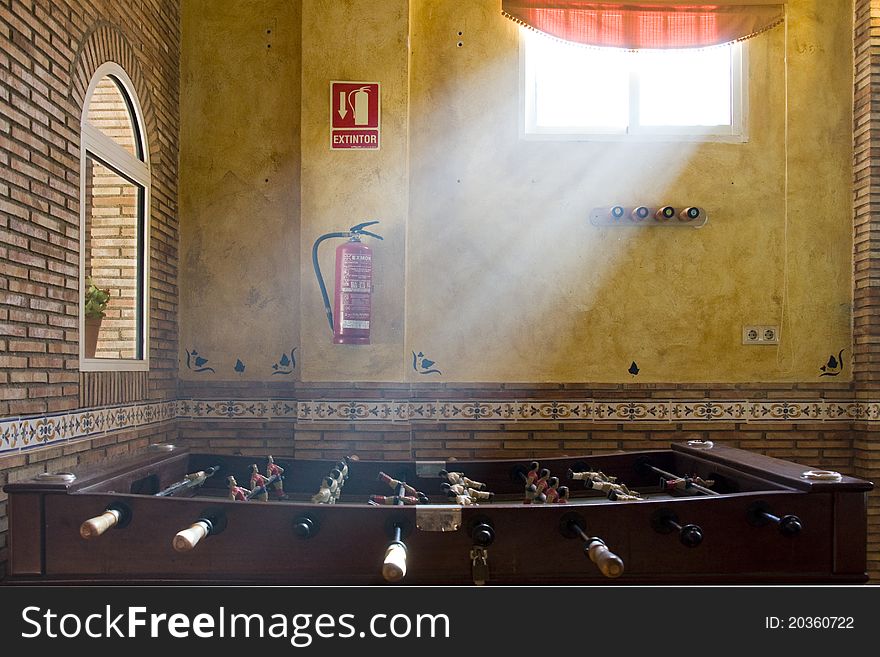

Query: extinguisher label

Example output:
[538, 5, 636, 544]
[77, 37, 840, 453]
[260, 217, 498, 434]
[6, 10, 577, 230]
[339, 251, 372, 330]
[341, 252, 372, 292]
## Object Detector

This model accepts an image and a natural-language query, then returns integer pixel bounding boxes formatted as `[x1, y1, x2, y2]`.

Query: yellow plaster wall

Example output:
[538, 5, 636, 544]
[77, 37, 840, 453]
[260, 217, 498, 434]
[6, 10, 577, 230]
[299, 0, 409, 381]
[405, 0, 851, 382]
[179, 0, 301, 381]
[179, 0, 853, 384]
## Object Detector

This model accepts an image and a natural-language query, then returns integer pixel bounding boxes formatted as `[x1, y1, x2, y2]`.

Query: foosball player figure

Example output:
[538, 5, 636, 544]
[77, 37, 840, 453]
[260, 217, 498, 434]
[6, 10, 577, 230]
[311, 477, 334, 504]
[249, 464, 269, 501]
[568, 468, 616, 484]
[328, 468, 343, 502]
[543, 477, 560, 503]
[523, 483, 539, 504]
[335, 458, 351, 481]
[265, 455, 286, 500]
[439, 469, 487, 491]
[368, 495, 421, 506]
[662, 475, 715, 492]
[442, 482, 468, 497]
[451, 493, 476, 506]
[534, 468, 552, 495]
[467, 487, 495, 502]
[227, 475, 251, 501]
[587, 479, 618, 494]
[555, 485, 570, 503]
[608, 489, 643, 502]
[326, 473, 340, 499]
[377, 471, 429, 503]
[525, 461, 541, 486]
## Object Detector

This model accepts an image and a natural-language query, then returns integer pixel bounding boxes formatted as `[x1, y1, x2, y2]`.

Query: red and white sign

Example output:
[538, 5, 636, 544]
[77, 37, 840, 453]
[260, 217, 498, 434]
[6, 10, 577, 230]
[330, 81, 380, 150]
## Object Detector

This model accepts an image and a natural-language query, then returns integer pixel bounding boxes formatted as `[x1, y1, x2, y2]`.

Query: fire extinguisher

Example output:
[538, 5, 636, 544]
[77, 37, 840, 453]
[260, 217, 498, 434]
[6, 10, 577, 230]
[312, 220, 383, 344]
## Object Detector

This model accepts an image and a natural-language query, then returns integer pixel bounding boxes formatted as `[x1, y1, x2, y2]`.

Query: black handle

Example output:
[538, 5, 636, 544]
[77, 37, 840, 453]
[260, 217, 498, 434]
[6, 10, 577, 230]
[293, 514, 319, 538]
[747, 502, 802, 537]
[470, 520, 495, 547]
[651, 509, 703, 547]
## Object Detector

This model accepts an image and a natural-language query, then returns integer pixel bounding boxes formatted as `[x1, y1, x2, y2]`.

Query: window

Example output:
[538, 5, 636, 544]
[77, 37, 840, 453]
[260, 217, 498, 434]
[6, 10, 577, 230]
[80, 63, 150, 370]
[522, 29, 745, 141]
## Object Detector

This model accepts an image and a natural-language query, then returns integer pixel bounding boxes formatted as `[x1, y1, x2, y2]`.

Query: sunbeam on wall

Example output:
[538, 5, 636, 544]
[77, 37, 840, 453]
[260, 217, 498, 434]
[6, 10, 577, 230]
[404, 2, 809, 383]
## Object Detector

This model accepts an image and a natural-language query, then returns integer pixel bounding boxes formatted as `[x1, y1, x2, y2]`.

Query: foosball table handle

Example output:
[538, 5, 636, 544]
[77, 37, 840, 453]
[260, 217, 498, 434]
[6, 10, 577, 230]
[80, 501, 131, 539]
[747, 502, 803, 537]
[559, 512, 625, 579]
[585, 538, 625, 579]
[651, 509, 703, 547]
[293, 514, 319, 538]
[80, 509, 121, 539]
[778, 514, 803, 537]
[173, 519, 212, 552]
[382, 541, 408, 582]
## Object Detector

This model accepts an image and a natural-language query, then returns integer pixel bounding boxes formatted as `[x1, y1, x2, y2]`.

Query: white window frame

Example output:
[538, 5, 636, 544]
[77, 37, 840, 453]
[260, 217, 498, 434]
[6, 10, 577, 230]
[520, 33, 748, 143]
[79, 62, 151, 372]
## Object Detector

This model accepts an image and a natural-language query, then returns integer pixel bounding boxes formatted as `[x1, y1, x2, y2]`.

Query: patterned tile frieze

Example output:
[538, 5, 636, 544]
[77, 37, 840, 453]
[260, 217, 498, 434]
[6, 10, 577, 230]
[0, 400, 177, 455]
[296, 400, 407, 422]
[4, 397, 880, 456]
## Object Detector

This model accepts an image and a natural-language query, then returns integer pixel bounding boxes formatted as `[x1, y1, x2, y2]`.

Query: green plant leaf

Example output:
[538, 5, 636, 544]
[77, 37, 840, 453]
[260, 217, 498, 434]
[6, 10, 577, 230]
[84, 277, 111, 319]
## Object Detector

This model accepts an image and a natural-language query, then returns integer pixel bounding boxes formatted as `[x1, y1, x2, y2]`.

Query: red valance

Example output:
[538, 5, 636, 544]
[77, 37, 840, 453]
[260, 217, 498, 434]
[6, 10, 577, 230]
[502, 1, 785, 49]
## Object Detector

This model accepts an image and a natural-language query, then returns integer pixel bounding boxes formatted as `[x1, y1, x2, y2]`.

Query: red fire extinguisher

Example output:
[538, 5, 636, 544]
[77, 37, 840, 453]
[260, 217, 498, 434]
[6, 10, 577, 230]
[312, 220, 383, 344]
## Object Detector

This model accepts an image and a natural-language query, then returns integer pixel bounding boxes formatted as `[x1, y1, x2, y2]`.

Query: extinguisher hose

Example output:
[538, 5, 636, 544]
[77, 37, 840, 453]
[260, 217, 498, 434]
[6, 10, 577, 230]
[312, 232, 350, 333]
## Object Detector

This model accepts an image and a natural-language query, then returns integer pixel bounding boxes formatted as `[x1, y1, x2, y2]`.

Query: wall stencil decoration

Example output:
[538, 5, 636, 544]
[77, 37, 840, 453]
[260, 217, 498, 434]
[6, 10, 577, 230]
[820, 350, 845, 377]
[234, 359, 246, 375]
[272, 349, 297, 375]
[628, 361, 640, 376]
[184, 349, 215, 374]
[412, 351, 442, 375]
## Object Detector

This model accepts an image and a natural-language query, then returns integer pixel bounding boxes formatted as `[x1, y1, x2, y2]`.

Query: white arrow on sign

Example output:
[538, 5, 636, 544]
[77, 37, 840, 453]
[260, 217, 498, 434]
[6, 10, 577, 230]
[338, 91, 347, 119]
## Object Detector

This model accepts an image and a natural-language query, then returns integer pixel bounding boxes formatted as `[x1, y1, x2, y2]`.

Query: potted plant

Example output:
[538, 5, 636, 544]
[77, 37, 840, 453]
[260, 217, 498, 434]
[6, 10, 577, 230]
[84, 277, 110, 358]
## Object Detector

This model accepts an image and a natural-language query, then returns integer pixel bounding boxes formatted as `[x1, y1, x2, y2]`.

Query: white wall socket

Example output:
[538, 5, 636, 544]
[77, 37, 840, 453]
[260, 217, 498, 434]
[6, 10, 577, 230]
[743, 325, 779, 345]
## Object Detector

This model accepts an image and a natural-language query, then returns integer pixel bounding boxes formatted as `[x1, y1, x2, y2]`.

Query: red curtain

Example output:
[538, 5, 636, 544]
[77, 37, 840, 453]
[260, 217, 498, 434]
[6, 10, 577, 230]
[502, 1, 785, 49]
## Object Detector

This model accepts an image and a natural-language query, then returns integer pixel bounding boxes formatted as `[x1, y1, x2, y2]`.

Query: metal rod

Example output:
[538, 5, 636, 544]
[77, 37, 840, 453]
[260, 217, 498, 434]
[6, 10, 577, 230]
[572, 523, 590, 544]
[760, 510, 781, 523]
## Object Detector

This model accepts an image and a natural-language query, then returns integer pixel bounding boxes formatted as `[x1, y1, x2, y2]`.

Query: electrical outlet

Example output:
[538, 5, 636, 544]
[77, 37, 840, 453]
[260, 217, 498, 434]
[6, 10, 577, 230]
[743, 326, 761, 344]
[743, 325, 780, 345]
[761, 326, 779, 343]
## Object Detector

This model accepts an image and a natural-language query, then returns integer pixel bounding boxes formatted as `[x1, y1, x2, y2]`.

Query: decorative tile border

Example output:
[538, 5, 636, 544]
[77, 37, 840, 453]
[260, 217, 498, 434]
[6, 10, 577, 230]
[183, 398, 880, 425]
[0, 401, 177, 456]
[4, 397, 880, 457]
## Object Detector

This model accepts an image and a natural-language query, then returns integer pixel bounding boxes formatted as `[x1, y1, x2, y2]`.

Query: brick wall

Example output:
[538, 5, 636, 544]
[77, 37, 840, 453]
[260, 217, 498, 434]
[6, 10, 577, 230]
[0, 0, 180, 577]
[852, 0, 880, 582]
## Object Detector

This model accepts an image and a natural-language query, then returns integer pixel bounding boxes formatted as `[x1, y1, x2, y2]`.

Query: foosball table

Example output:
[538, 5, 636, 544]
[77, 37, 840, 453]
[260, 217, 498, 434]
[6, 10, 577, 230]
[3, 440, 873, 585]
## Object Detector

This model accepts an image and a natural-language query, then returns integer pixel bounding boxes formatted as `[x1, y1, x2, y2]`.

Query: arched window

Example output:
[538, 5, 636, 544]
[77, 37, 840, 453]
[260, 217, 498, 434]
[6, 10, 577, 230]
[80, 63, 150, 370]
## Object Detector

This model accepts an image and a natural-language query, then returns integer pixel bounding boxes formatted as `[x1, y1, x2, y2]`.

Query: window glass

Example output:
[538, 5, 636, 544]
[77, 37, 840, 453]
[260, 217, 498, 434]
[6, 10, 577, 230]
[81, 66, 149, 369]
[86, 77, 142, 159]
[83, 157, 144, 360]
[523, 29, 743, 139]
[636, 47, 732, 127]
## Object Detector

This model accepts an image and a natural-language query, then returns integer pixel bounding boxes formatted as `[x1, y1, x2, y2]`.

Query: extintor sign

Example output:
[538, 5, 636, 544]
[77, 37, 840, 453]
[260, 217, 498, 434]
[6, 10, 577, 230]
[330, 81, 380, 150]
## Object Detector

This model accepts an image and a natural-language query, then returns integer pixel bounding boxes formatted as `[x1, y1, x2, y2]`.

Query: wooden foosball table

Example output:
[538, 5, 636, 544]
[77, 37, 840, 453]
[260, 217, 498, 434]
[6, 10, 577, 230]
[3, 441, 873, 585]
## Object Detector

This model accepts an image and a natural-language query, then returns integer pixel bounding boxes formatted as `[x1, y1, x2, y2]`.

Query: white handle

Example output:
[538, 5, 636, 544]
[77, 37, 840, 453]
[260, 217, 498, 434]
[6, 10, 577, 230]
[588, 541, 624, 578]
[382, 542, 407, 582]
[80, 509, 121, 539]
[172, 520, 210, 552]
